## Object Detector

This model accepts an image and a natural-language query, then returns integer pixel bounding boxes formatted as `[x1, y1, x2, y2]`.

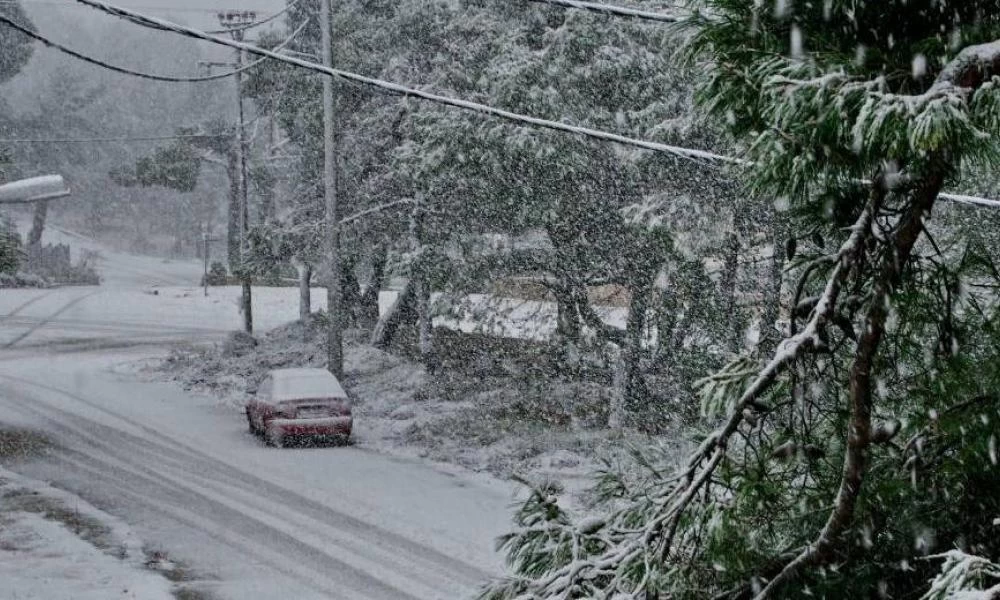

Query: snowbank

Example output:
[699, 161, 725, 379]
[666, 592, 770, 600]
[0, 467, 174, 600]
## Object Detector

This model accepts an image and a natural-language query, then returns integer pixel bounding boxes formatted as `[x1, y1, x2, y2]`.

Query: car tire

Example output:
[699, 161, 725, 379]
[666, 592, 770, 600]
[246, 411, 256, 434]
[267, 426, 284, 448]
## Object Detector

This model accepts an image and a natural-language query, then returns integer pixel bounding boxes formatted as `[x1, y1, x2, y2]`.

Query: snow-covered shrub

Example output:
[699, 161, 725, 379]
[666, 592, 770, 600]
[0, 271, 49, 289]
[202, 261, 228, 286]
[221, 331, 257, 358]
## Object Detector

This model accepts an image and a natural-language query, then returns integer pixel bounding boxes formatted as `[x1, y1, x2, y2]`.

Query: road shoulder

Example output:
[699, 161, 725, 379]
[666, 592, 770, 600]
[0, 461, 209, 600]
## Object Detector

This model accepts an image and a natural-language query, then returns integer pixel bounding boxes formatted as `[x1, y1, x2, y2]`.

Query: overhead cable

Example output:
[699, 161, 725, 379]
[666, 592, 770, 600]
[15, 0, 1000, 211]
[70, 0, 737, 165]
[0, 134, 229, 144]
[526, 0, 681, 23]
[0, 0, 258, 13]
[0, 15, 308, 83]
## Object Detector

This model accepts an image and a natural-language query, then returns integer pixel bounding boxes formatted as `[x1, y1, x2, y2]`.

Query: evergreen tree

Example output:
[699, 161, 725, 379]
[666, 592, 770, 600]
[0, 213, 23, 276]
[0, 1, 33, 86]
[484, 2, 1000, 598]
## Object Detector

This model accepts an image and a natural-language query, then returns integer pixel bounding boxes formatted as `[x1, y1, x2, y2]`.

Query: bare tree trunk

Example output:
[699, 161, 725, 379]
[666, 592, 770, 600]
[759, 217, 787, 355]
[719, 226, 740, 350]
[551, 279, 582, 375]
[359, 242, 387, 328]
[409, 205, 436, 370]
[553, 282, 581, 341]
[621, 271, 653, 416]
[295, 260, 312, 322]
[607, 343, 626, 431]
[608, 267, 655, 429]
[370, 277, 416, 350]
[27, 200, 48, 248]
[341, 255, 362, 326]
[652, 287, 678, 369]
[416, 275, 435, 371]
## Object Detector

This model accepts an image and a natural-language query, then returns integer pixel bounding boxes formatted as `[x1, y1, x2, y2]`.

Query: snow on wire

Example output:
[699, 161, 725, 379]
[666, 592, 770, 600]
[68, 0, 738, 165]
[0, 15, 309, 84]
[525, 0, 682, 23]
[13, 0, 996, 210]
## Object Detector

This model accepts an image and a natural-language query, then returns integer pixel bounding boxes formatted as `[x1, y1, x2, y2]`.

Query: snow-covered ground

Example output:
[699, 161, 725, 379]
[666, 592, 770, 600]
[0, 466, 175, 600]
[0, 351, 514, 599]
[0, 220, 670, 599]
[0, 222, 519, 599]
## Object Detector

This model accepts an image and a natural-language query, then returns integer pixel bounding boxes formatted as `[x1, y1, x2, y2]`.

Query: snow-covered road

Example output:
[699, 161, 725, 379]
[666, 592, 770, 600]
[0, 228, 514, 599]
[0, 354, 511, 599]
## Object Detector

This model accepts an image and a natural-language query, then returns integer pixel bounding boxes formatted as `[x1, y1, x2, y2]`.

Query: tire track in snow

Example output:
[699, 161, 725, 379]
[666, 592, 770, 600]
[0, 290, 57, 321]
[2, 291, 101, 349]
[7, 399, 478, 599]
[39, 451, 357, 600]
[0, 315, 228, 335]
[0, 336, 214, 362]
[0, 376, 495, 596]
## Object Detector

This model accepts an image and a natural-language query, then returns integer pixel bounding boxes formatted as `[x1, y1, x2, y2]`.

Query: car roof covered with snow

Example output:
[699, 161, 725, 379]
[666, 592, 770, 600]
[269, 368, 348, 401]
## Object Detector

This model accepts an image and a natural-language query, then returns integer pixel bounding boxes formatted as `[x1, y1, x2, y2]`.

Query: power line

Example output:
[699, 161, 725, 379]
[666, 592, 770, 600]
[0, 15, 308, 83]
[71, 0, 737, 165]
[527, 0, 681, 23]
[0, 134, 229, 144]
[14, 0, 999, 211]
[0, 0, 274, 14]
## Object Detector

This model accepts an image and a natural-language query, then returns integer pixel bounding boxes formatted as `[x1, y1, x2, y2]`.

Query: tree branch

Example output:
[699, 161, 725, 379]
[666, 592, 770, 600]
[754, 167, 947, 599]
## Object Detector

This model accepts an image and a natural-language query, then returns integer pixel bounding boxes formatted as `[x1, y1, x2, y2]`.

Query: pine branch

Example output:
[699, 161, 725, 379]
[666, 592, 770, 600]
[754, 166, 948, 599]
[493, 187, 881, 599]
[749, 41, 1000, 595]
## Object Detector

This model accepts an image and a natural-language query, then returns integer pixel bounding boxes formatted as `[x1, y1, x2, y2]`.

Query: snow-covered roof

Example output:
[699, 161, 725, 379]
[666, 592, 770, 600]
[0, 175, 71, 204]
[270, 367, 348, 401]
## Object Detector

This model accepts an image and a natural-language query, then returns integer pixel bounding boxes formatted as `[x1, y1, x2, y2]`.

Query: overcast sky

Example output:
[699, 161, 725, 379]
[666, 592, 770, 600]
[3, 0, 295, 128]
[20, 0, 288, 36]
[13, 0, 293, 75]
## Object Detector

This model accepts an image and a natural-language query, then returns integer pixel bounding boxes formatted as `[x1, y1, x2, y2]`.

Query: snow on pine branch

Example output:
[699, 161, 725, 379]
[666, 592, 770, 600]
[484, 191, 881, 600]
[921, 550, 1000, 600]
[762, 39, 1000, 163]
[936, 40, 1000, 90]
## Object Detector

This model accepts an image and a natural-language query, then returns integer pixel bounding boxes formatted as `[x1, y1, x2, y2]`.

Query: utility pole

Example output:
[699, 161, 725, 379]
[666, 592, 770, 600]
[321, 0, 344, 379]
[201, 224, 220, 297]
[215, 9, 257, 334]
[203, 226, 210, 297]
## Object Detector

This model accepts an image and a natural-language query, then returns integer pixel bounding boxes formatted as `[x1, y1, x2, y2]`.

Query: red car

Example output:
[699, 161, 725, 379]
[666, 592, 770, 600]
[246, 368, 353, 447]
